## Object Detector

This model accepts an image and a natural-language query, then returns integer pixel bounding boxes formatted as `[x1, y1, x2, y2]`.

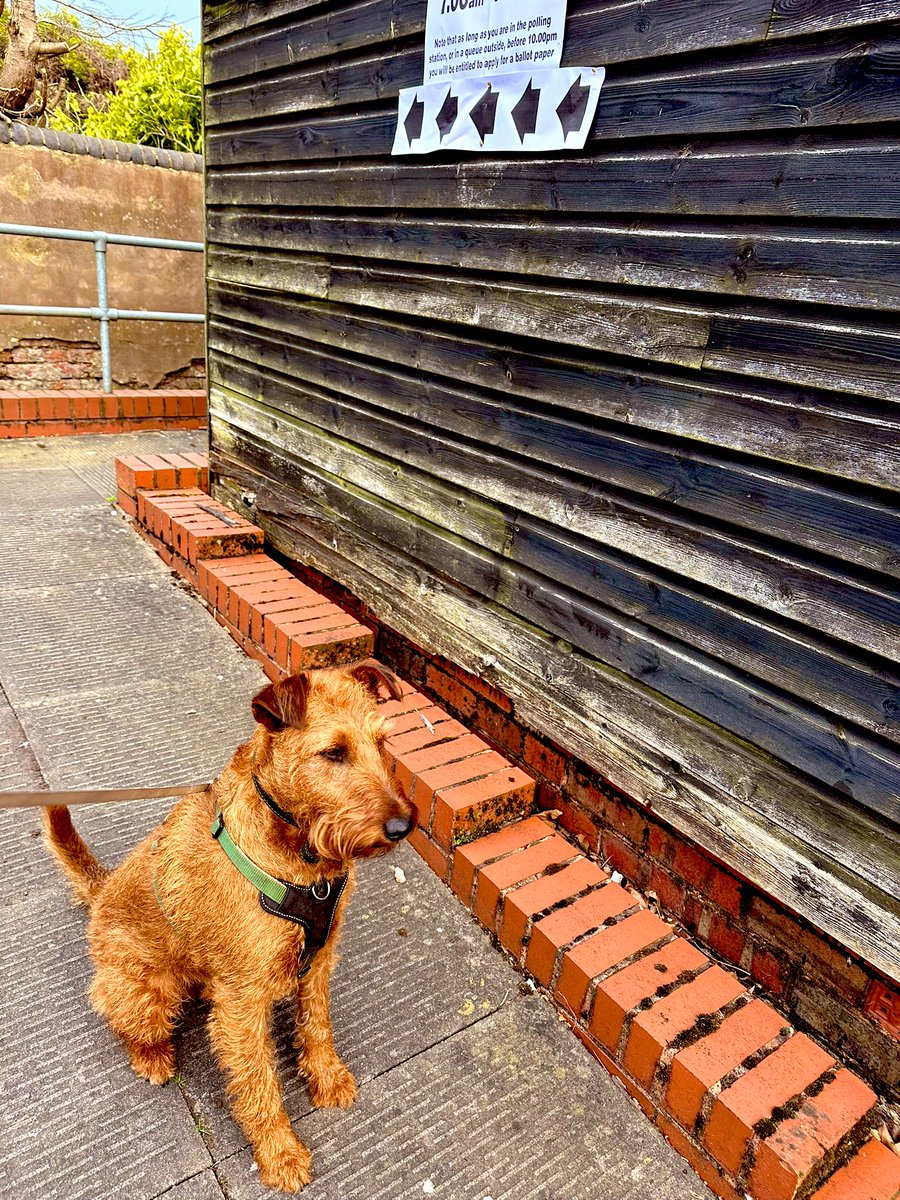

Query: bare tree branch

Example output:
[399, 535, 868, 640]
[20, 68, 48, 117]
[58, 3, 175, 36]
[30, 40, 75, 58]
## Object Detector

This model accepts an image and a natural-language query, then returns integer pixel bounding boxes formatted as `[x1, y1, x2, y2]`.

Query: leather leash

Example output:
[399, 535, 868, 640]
[0, 783, 209, 809]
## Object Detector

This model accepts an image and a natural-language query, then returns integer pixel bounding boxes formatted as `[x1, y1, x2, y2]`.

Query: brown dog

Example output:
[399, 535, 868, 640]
[43, 660, 413, 1193]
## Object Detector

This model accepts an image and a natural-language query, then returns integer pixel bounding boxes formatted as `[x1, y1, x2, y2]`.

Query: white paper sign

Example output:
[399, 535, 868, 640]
[424, 0, 568, 84]
[392, 65, 604, 156]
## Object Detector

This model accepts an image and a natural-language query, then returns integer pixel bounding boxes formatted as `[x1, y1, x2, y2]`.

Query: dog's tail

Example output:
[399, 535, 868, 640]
[42, 806, 110, 907]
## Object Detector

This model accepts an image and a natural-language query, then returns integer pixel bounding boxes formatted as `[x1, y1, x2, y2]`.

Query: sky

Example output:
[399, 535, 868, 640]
[93, 1, 201, 44]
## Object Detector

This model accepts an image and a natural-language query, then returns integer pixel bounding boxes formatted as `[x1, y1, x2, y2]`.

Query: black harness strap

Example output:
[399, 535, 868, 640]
[252, 772, 319, 864]
[260, 874, 348, 976]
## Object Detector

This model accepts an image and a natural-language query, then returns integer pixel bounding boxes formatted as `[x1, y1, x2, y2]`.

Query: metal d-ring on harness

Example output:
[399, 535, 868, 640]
[210, 805, 347, 977]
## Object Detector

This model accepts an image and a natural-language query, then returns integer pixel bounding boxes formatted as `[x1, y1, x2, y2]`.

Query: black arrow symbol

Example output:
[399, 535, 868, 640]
[511, 79, 540, 140]
[404, 94, 424, 143]
[556, 75, 591, 136]
[436, 88, 458, 140]
[469, 84, 499, 142]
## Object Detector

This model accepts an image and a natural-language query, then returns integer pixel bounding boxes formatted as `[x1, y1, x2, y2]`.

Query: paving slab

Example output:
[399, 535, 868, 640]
[0, 431, 713, 1200]
[216, 997, 706, 1200]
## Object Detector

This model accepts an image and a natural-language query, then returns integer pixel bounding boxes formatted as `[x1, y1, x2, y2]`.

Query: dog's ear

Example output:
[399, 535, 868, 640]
[251, 674, 310, 731]
[347, 659, 404, 702]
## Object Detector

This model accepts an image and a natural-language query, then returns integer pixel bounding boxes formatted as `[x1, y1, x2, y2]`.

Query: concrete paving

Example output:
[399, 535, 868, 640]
[0, 431, 712, 1200]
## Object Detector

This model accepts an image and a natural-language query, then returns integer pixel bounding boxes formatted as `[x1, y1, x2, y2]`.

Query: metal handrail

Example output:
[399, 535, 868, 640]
[0, 222, 204, 393]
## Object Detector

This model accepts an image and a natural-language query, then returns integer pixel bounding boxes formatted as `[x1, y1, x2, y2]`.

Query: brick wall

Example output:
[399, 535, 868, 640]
[284, 557, 900, 1100]
[0, 337, 206, 391]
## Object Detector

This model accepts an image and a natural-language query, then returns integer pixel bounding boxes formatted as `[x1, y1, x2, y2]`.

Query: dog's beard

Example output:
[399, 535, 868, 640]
[308, 815, 396, 866]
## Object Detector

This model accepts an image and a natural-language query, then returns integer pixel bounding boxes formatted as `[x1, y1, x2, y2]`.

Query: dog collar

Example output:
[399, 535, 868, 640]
[251, 773, 318, 865]
[211, 809, 347, 975]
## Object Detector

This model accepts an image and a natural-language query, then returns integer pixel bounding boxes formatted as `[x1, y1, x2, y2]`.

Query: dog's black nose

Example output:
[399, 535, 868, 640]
[384, 815, 413, 841]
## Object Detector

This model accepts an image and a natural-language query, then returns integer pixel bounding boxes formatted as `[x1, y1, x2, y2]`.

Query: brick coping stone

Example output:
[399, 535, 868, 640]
[0, 390, 206, 438]
[114, 452, 900, 1200]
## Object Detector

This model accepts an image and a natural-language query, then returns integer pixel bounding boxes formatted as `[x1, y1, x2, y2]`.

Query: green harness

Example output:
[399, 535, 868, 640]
[210, 808, 348, 976]
[151, 797, 348, 978]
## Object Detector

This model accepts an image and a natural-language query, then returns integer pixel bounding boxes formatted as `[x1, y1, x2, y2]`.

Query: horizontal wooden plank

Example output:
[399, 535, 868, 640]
[771, 0, 900, 38]
[508, 515, 900, 743]
[205, 135, 900, 219]
[208, 283, 900, 492]
[208, 319, 900, 578]
[205, 46, 420, 128]
[207, 248, 900, 402]
[576, 0, 900, 64]
[209, 406, 900, 815]
[206, 246, 711, 368]
[204, 106, 396, 164]
[207, 209, 900, 312]
[203, 0, 354, 44]
[205, 0, 422, 75]
[206, 27, 900, 142]
[208, 361, 900, 660]
[210, 433, 900, 981]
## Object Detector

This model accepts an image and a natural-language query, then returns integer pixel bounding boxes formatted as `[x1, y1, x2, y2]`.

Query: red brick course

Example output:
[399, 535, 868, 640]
[810, 1139, 900, 1200]
[120, 464, 535, 857]
[0, 389, 206, 437]
[749, 1070, 877, 1200]
[556, 908, 672, 1019]
[703, 1034, 835, 1177]
[498, 856, 606, 960]
[666, 999, 788, 1131]
[525, 881, 633, 987]
[590, 938, 710, 1053]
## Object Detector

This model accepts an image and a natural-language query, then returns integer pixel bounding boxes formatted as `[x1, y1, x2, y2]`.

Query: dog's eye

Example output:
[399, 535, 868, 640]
[319, 745, 347, 763]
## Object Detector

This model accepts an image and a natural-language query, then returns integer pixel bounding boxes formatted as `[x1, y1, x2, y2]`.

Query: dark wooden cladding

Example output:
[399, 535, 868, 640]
[205, 29, 900, 133]
[206, 137, 900, 219]
[207, 211, 900, 311]
[203, 0, 900, 979]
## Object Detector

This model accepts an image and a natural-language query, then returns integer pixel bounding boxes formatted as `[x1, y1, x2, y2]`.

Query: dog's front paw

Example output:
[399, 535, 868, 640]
[257, 1137, 313, 1194]
[306, 1059, 358, 1108]
[128, 1040, 175, 1086]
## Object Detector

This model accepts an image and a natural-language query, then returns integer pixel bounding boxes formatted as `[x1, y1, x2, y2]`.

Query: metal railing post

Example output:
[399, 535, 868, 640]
[93, 231, 112, 393]
[0, 223, 204, 395]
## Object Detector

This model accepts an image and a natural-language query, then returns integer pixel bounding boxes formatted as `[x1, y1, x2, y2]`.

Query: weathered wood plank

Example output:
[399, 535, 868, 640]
[205, 0, 422, 76]
[204, 0, 358, 45]
[210, 433, 900, 982]
[205, 107, 397, 165]
[208, 319, 900, 577]
[207, 246, 711, 369]
[207, 248, 900, 402]
[207, 209, 900, 311]
[209, 404, 900, 816]
[771, 0, 900, 38]
[208, 361, 900, 660]
[205, 136, 900, 219]
[208, 283, 900, 492]
[509, 515, 900, 744]
[206, 28, 900, 139]
[205, 47, 421, 128]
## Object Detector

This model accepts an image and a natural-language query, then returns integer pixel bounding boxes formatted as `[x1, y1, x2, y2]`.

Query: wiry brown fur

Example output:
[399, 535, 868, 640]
[43, 661, 413, 1193]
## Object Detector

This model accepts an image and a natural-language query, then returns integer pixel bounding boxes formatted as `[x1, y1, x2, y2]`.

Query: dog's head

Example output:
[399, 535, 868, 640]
[249, 660, 414, 866]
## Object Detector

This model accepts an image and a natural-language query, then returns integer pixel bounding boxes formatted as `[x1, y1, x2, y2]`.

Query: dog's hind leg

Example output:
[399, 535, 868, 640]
[295, 947, 358, 1108]
[90, 965, 181, 1085]
[208, 986, 312, 1193]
